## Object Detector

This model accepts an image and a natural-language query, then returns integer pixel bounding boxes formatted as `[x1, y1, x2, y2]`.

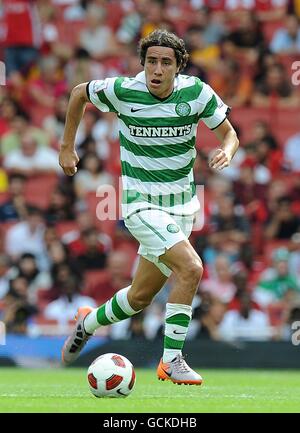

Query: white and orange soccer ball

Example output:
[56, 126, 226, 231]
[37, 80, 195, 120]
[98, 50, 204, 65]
[87, 353, 136, 398]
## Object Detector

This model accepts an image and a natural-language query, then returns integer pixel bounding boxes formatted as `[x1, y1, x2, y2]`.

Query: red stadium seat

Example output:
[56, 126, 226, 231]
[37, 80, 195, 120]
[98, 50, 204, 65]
[0, 192, 8, 205]
[262, 20, 283, 44]
[24, 174, 59, 209]
[55, 221, 79, 238]
[84, 269, 110, 292]
[85, 191, 118, 238]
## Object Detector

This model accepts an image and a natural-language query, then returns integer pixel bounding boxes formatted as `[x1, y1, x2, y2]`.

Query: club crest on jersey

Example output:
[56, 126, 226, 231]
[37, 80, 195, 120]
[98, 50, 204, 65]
[167, 224, 180, 233]
[175, 102, 191, 117]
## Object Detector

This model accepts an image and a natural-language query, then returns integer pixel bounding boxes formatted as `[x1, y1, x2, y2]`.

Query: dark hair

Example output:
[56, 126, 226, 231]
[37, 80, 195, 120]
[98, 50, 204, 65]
[138, 29, 189, 74]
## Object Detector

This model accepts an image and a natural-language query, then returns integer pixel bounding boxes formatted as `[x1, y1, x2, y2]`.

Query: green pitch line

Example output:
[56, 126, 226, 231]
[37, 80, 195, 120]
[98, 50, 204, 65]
[0, 368, 300, 413]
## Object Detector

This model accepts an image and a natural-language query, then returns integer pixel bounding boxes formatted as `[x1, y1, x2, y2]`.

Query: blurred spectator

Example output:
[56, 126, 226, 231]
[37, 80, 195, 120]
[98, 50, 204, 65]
[0, 255, 10, 299]
[209, 194, 251, 247]
[288, 0, 300, 18]
[64, 48, 107, 90]
[75, 109, 118, 161]
[210, 58, 253, 107]
[43, 93, 69, 145]
[188, 5, 226, 46]
[265, 196, 300, 240]
[45, 186, 75, 224]
[83, 250, 132, 304]
[163, 0, 194, 36]
[5, 206, 46, 264]
[42, 225, 59, 254]
[61, 209, 112, 251]
[75, 227, 108, 271]
[227, 268, 260, 310]
[26, 55, 68, 123]
[0, 169, 8, 193]
[254, 137, 283, 178]
[78, 3, 119, 60]
[74, 152, 114, 200]
[63, 0, 88, 21]
[140, 0, 175, 38]
[223, 10, 265, 66]
[246, 119, 278, 149]
[218, 292, 271, 341]
[200, 254, 236, 303]
[45, 261, 82, 304]
[116, 0, 146, 44]
[233, 159, 268, 223]
[187, 292, 226, 340]
[3, 276, 39, 333]
[283, 131, 300, 172]
[44, 274, 96, 325]
[266, 179, 289, 216]
[7, 253, 51, 304]
[3, 132, 60, 175]
[1, 112, 49, 157]
[0, 174, 28, 222]
[252, 0, 287, 22]
[46, 239, 79, 274]
[119, 44, 144, 77]
[3, 0, 41, 79]
[0, 97, 23, 137]
[183, 26, 219, 73]
[38, 1, 72, 61]
[270, 13, 300, 54]
[254, 248, 300, 308]
[253, 63, 299, 108]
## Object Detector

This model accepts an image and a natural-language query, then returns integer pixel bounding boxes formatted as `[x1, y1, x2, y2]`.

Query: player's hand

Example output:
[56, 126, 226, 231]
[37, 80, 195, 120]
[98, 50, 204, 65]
[208, 148, 231, 170]
[59, 146, 79, 176]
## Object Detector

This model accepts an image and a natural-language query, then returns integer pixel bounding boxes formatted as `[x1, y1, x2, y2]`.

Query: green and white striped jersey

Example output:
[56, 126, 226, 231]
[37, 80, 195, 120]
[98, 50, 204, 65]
[87, 71, 229, 218]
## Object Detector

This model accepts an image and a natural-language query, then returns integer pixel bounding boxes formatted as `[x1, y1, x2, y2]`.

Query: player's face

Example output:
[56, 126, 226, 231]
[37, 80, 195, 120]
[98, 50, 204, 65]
[144, 46, 179, 99]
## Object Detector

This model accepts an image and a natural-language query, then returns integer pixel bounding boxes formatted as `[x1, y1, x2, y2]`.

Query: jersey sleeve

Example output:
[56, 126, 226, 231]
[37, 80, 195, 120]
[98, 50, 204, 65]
[87, 78, 120, 113]
[198, 82, 231, 130]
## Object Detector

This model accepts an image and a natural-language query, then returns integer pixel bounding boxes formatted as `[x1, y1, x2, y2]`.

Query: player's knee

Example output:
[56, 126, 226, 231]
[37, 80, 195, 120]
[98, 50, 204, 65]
[128, 291, 152, 311]
[179, 257, 203, 286]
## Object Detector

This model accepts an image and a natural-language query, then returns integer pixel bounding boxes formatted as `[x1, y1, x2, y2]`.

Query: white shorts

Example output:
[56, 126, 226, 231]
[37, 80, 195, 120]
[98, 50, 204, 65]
[124, 209, 195, 277]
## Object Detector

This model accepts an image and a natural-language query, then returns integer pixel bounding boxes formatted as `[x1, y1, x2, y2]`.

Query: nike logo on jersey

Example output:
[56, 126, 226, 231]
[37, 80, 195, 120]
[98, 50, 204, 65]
[173, 330, 186, 335]
[130, 107, 144, 112]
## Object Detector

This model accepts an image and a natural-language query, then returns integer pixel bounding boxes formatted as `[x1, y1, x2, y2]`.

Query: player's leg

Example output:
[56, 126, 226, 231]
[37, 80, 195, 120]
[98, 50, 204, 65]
[123, 208, 203, 384]
[62, 256, 168, 364]
[156, 240, 203, 385]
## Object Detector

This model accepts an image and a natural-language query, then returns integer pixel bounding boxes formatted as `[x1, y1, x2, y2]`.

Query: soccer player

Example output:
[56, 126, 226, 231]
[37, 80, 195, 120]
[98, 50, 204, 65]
[59, 29, 239, 385]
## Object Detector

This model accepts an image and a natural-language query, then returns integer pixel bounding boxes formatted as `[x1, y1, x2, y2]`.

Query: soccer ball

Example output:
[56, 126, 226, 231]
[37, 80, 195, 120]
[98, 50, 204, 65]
[87, 353, 136, 398]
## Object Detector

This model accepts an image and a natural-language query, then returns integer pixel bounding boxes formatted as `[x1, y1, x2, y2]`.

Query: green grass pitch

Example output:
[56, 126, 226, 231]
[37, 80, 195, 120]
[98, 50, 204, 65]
[0, 367, 300, 413]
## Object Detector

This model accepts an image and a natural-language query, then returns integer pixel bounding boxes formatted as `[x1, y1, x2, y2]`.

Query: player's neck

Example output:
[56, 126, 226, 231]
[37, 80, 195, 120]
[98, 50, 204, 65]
[147, 85, 174, 101]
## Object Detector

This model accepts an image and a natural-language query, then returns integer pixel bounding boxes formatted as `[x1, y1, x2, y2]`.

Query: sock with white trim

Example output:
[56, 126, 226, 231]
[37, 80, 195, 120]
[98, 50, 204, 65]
[83, 286, 141, 334]
[163, 303, 192, 363]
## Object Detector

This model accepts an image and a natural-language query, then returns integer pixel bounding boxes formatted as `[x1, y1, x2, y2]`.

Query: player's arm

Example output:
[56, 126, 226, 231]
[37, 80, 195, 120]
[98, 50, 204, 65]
[208, 119, 239, 171]
[59, 82, 89, 176]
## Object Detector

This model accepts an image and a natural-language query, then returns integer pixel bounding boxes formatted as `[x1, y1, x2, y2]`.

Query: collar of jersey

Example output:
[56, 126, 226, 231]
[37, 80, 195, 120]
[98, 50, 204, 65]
[135, 71, 179, 103]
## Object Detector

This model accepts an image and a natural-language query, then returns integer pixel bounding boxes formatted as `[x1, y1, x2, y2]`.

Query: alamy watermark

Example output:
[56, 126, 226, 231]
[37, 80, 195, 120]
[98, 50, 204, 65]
[291, 61, 300, 86]
[94, 180, 205, 231]
[0, 61, 5, 86]
[0, 321, 6, 345]
[291, 321, 300, 346]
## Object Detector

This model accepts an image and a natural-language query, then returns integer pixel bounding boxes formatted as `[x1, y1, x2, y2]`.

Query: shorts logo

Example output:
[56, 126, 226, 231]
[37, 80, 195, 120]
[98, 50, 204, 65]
[175, 102, 191, 117]
[167, 224, 180, 233]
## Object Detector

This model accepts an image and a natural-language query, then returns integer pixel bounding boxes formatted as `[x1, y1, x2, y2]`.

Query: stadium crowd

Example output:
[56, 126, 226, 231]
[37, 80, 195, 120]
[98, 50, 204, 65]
[0, 0, 300, 343]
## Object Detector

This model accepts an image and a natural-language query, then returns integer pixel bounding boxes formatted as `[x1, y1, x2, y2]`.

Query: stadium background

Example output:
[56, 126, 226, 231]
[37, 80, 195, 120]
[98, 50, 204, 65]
[0, 0, 300, 369]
